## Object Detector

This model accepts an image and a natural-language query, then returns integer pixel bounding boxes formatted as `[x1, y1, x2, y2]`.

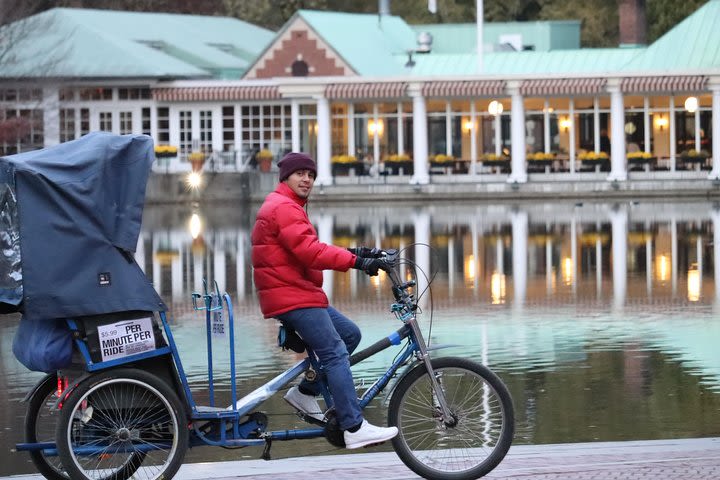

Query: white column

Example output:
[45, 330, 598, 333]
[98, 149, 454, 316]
[291, 99, 300, 152]
[212, 107, 223, 153]
[317, 213, 334, 300]
[669, 96, 677, 171]
[348, 103, 356, 157]
[544, 99, 551, 153]
[373, 103, 380, 174]
[643, 97, 651, 154]
[445, 102, 452, 156]
[315, 96, 332, 186]
[511, 210, 528, 310]
[711, 83, 720, 179]
[470, 102, 478, 174]
[149, 106, 158, 142]
[608, 80, 627, 181]
[409, 83, 429, 185]
[494, 111, 502, 156]
[569, 98, 576, 174]
[695, 106, 702, 153]
[413, 210, 431, 310]
[42, 86, 60, 146]
[397, 102, 405, 156]
[234, 105, 242, 169]
[594, 97, 601, 153]
[610, 207, 628, 311]
[508, 81, 527, 183]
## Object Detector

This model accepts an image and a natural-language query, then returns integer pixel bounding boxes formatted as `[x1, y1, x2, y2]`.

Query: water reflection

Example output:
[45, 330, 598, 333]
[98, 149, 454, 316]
[139, 200, 720, 310]
[2, 200, 720, 475]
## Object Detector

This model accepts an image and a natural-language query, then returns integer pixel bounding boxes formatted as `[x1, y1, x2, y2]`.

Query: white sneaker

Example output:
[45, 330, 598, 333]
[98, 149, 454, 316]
[283, 386, 324, 421]
[343, 420, 398, 449]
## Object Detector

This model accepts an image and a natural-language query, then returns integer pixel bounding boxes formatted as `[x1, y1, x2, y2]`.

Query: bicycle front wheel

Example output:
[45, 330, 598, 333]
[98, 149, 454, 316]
[55, 369, 188, 480]
[388, 357, 514, 480]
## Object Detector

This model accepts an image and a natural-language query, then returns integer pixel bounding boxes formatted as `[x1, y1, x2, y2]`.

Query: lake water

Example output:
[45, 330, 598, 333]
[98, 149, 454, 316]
[2, 199, 720, 475]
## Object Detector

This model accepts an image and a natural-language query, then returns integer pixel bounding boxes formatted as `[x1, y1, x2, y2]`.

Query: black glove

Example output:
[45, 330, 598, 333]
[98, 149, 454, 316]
[347, 246, 383, 258]
[353, 256, 383, 276]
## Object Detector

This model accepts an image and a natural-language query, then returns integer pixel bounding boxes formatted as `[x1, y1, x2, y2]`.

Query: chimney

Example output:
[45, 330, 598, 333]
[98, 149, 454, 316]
[618, 0, 647, 47]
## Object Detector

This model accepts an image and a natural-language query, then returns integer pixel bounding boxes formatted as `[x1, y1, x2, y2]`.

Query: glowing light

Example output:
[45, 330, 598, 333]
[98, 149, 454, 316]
[368, 119, 384, 137]
[684, 96, 698, 113]
[462, 119, 476, 133]
[490, 271, 506, 305]
[559, 117, 572, 133]
[189, 213, 202, 240]
[655, 115, 668, 131]
[465, 254, 476, 280]
[186, 172, 202, 189]
[562, 257, 573, 286]
[656, 254, 670, 282]
[488, 100, 503, 116]
[688, 265, 700, 302]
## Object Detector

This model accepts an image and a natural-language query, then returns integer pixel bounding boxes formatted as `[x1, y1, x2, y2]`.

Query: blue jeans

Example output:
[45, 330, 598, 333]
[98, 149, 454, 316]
[277, 306, 362, 430]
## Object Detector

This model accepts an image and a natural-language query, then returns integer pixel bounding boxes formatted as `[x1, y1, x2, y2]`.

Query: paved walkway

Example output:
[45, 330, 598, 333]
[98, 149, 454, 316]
[5, 437, 719, 480]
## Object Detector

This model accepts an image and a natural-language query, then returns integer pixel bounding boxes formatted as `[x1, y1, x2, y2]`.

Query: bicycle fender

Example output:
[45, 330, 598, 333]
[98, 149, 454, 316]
[21, 374, 56, 403]
[384, 345, 458, 402]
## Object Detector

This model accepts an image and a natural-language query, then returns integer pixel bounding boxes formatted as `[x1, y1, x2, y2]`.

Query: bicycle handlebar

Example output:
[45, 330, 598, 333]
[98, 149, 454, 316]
[375, 248, 416, 305]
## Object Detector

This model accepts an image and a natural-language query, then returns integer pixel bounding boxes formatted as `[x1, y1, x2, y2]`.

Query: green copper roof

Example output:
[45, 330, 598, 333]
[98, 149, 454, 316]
[400, 48, 642, 76]
[0, 8, 274, 79]
[298, 10, 417, 76]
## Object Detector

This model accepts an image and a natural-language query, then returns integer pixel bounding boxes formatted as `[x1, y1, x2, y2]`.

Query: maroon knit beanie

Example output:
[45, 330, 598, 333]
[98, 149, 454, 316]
[278, 152, 316, 181]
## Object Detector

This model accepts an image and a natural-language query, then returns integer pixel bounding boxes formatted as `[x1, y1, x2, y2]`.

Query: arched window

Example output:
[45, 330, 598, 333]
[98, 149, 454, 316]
[291, 60, 309, 77]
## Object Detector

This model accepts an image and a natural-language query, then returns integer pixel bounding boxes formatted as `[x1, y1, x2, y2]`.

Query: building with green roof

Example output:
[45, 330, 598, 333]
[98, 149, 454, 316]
[1, 1, 719, 187]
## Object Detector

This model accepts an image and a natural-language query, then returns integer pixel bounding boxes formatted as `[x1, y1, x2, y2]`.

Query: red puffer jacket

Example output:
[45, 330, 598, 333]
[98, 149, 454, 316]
[251, 182, 356, 318]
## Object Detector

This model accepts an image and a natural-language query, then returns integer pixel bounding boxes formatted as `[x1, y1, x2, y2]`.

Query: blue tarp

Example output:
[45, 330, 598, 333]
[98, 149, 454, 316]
[0, 132, 166, 320]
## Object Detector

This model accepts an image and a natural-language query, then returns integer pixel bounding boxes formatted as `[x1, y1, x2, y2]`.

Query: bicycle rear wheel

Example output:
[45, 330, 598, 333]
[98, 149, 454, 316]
[55, 369, 188, 480]
[25, 374, 67, 480]
[388, 357, 514, 480]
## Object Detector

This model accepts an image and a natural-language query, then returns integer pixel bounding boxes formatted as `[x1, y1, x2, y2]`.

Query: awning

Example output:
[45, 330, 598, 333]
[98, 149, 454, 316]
[422, 80, 506, 98]
[152, 86, 281, 102]
[325, 82, 408, 99]
[621, 76, 707, 94]
[520, 78, 606, 97]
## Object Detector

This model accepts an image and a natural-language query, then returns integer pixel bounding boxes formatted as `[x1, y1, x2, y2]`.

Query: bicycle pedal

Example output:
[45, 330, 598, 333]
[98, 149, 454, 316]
[296, 411, 326, 426]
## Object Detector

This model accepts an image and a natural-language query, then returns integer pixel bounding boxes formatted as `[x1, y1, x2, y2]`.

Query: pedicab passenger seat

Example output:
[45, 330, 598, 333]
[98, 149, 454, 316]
[1, 132, 169, 378]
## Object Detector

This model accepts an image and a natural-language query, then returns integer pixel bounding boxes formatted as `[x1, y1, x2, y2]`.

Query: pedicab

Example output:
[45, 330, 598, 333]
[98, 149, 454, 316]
[3, 132, 514, 480]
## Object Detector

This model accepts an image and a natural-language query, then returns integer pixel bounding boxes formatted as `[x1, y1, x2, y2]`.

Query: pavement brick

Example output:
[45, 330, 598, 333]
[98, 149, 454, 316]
[4, 437, 719, 480]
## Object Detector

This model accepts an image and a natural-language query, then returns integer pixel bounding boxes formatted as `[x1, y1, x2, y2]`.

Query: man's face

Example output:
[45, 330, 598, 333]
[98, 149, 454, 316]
[285, 169, 316, 199]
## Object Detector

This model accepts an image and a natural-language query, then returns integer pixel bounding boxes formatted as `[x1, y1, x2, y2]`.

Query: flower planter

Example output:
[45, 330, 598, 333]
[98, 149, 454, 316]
[332, 161, 365, 176]
[384, 160, 413, 175]
[258, 157, 273, 172]
[189, 155, 206, 172]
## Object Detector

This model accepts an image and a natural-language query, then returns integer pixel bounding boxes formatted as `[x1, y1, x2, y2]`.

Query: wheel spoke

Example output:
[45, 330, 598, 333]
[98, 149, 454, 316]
[390, 360, 514, 478]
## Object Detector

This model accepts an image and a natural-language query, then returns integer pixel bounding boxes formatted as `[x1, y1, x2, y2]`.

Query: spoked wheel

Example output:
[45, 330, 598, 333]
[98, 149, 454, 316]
[388, 357, 514, 480]
[55, 369, 188, 480]
[25, 373, 67, 480]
